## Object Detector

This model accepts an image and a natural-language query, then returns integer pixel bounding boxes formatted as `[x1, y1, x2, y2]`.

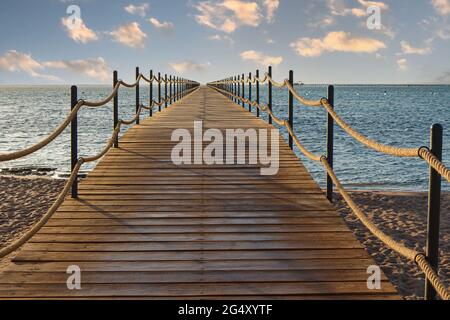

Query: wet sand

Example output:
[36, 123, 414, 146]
[0, 175, 448, 299]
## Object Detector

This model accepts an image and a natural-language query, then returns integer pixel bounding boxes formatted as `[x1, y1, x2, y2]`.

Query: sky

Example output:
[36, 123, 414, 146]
[0, 0, 450, 84]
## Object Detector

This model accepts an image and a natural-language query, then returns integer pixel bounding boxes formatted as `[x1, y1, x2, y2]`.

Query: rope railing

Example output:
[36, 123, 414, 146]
[0, 69, 199, 163]
[208, 69, 449, 301]
[0, 67, 199, 259]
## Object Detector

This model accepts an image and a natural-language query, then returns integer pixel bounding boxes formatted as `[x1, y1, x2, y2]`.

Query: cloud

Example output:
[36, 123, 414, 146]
[240, 50, 283, 66]
[109, 22, 147, 48]
[61, 17, 98, 44]
[0, 50, 59, 81]
[264, 0, 279, 22]
[399, 41, 432, 55]
[431, 0, 450, 15]
[124, 3, 149, 17]
[290, 31, 386, 57]
[193, 0, 262, 33]
[397, 58, 408, 71]
[327, 0, 388, 17]
[208, 34, 234, 44]
[149, 18, 175, 31]
[169, 61, 211, 73]
[43, 57, 110, 82]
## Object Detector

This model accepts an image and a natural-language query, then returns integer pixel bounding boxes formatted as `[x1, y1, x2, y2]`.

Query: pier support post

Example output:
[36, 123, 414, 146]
[425, 123, 443, 300]
[165, 74, 168, 109]
[242, 73, 245, 108]
[249, 72, 252, 113]
[170, 75, 173, 106]
[113, 71, 119, 148]
[149, 70, 153, 117]
[268, 66, 273, 125]
[158, 73, 161, 112]
[136, 67, 140, 125]
[326, 85, 335, 203]
[70, 86, 78, 199]
[256, 70, 260, 118]
[238, 75, 241, 105]
[288, 70, 294, 150]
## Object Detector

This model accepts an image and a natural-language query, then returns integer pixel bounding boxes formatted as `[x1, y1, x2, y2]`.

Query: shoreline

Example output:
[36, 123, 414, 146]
[0, 175, 448, 300]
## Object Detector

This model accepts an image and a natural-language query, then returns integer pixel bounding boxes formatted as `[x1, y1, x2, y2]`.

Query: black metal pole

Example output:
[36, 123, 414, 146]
[165, 74, 168, 109]
[136, 67, 140, 125]
[158, 72, 161, 112]
[113, 71, 119, 148]
[242, 73, 245, 108]
[249, 72, 252, 113]
[149, 70, 153, 117]
[268, 66, 273, 125]
[234, 76, 237, 103]
[425, 123, 443, 300]
[288, 70, 294, 150]
[70, 86, 78, 199]
[175, 77, 178, 102]
[169, 75, 173, 106]
[256, 70, 260, 118]
[326, 85, 335, 203]
[237, 75, 241, 104]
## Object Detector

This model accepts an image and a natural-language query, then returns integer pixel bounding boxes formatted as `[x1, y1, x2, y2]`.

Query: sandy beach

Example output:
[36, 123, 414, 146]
[0, 175, 448, 300]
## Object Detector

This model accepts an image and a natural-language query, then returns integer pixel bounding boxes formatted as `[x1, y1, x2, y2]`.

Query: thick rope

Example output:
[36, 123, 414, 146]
[211, 83, 450, 300]
[419, 147, 450, 183]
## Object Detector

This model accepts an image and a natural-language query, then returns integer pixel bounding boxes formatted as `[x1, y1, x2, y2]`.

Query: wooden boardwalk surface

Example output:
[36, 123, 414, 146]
[0, 87, 399, 299]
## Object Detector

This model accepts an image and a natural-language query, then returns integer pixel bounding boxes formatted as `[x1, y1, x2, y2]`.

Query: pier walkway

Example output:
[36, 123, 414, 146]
[0, 86, 399, 299]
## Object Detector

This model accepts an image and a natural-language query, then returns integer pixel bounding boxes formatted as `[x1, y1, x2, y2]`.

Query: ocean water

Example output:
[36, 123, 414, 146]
[0, 84, 449, 191]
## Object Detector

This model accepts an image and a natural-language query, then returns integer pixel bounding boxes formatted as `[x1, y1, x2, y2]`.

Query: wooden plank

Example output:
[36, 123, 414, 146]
[0, 86, 398, 299]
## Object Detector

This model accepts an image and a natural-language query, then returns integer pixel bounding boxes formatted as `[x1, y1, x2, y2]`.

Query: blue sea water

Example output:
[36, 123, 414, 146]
[0, 84, 449, 191]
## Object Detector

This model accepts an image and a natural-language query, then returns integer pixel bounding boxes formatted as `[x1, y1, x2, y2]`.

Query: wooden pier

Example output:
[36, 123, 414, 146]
[0, 86, 399, 299]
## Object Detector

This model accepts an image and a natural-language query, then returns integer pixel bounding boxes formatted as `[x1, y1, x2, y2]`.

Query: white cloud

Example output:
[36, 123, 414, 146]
[264, 0, 279, 22]
[125, 3, 149, 17]
[327, 0, 388, 17]
[0, 50, 59, 81]
[61, 17, 98, 44]
[193, 0, 262, 33]
[431, 0, 450, 15]
[208, 34, 234, 44]
[240, 50, 283, 66]
[290, 31, 386, 57]
[169, 61, 211, 73]
[399, 41, 432, 55]
[149, 18, 175, 31]
[109, 22, 147, 48]
[397, 58, 408, 71]
[43, 57, 110, 82]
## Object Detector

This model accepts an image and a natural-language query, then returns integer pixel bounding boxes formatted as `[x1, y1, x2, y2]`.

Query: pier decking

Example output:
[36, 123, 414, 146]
[0, 87, 399, 299]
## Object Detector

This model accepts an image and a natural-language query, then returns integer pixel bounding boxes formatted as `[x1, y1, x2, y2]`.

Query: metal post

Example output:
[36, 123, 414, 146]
[425, 123, 443, 300]
[136, 67, 140, 125]
[326, 85, 335, 203]
[288, 70, 294, 150]
[242, 73, 245, 108]
[237, 75, 241, 104]
[175, 77, 178, 102]
[149, 70, 153, 117]
[113, 71, 119, 148]
[70, 86, 78, 199]
[268, 66, 273, 125]
[256, 70, 260, 118]
[249, 72, 252, 113]
[165, 74, 168, 109]
[169, 75, 173, 106]
[234, 77, 237, 103]
[158, 72, 161, 112]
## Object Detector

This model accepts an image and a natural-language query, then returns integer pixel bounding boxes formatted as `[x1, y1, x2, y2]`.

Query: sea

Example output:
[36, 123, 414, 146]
[0, 84, 449, 191]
